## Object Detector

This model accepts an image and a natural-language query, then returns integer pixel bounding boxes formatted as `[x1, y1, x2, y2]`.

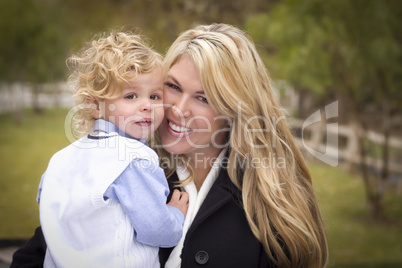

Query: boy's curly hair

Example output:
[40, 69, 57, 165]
[67, 31, 163, 137]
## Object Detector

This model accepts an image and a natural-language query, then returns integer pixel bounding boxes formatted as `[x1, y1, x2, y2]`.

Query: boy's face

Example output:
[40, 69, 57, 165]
[101, 69, 164, 139]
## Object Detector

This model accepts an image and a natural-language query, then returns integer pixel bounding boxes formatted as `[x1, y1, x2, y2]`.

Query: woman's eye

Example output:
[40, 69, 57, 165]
[165, 82, 181, 92]
[197, 96, 209, 104]
[125, 94, 137, 100]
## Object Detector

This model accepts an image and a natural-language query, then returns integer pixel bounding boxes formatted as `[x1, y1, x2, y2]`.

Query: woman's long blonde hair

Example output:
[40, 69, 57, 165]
[158, 23, 328, 267]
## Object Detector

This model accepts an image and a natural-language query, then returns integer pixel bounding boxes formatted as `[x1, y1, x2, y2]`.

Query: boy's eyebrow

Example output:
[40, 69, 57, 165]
[166, 75, 205, 94]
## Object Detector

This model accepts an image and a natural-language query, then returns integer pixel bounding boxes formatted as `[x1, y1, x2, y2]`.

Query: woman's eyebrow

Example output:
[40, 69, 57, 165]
[166, 75, 182, 88]
[166, 74, 205, 94]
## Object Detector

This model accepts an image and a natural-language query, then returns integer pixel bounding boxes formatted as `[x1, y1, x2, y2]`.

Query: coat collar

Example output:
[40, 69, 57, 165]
[168, 167, 242, 237]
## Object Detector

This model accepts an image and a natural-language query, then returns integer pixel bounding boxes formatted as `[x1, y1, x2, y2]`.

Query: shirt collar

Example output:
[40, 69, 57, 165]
[176, 147, 228, 184]
[92, 119, 148, 145]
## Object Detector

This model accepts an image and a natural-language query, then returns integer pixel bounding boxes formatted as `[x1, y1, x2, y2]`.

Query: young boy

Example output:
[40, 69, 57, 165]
[37, 31, 188, 268]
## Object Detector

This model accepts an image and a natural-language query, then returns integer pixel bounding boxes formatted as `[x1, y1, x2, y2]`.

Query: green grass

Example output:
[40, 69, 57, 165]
[0, 108, 71, 238]
[310, 164, 402, 267]
[0, 108, 401, 267]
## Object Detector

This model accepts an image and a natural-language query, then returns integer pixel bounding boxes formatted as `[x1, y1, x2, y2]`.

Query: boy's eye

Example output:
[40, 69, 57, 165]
[150, 94, 162, 100]
[165, 82, 181, 92]
[125, 94, 137, 100]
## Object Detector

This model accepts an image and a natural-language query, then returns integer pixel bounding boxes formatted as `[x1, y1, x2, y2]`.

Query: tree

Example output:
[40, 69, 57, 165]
[0, 0, 68, 115]
[246, 0, 402, 220]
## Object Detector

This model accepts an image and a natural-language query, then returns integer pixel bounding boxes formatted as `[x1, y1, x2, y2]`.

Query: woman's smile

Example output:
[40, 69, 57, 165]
[167, 119, 193, 136]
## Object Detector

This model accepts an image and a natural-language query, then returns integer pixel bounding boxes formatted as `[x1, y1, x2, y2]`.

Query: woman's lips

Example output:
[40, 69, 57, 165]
[167, 119, 193, 136]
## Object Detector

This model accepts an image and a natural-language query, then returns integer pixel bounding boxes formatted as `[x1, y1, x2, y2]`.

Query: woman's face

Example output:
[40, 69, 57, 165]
[159, 55, 229, 162]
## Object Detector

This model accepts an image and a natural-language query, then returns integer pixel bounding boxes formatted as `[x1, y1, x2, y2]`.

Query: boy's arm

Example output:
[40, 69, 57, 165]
[10, 226, 47, 268]
[104, 159, 185, 247]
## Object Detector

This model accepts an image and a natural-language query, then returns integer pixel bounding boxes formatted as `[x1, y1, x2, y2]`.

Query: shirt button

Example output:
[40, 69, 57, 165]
[195, 250, 209, 265]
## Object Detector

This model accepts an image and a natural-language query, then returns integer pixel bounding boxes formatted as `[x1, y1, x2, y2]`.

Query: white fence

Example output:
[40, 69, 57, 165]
[288, 118, 402, 175]
[0, 83, 74, 113]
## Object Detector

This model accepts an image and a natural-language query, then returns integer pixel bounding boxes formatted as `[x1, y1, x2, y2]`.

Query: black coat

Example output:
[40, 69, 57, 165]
[160, 169, 274, 267]
[11, 169, 274, 268]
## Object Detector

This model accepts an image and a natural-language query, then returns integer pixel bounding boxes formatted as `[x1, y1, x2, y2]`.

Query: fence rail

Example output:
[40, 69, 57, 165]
[288, 118, 402, 175]
[0, 83, 74, 114]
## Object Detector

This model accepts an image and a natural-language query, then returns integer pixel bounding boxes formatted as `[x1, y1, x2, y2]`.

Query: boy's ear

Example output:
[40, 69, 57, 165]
[84, 96, 102, 119]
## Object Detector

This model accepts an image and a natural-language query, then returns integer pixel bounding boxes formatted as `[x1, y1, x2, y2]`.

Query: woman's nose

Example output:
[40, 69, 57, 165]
[171, 96, 191, 119]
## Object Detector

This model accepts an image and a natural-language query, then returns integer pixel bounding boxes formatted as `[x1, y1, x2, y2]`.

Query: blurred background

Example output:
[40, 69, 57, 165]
[0, 0, 401, 267]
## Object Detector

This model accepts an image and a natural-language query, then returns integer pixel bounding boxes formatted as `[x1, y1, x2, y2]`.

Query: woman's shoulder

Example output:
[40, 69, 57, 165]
[10, 226, 46, 268]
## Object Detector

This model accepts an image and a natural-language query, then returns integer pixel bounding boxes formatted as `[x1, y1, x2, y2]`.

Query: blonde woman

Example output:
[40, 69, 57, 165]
[12, 24, 328, 268]
[156, 23, 328, 267]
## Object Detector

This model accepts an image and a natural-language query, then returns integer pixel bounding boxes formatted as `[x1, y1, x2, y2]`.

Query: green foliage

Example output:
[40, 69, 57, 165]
[0, 0, 277, 87]
[0, 0, 67, 84]
[246, 0, 402, 112]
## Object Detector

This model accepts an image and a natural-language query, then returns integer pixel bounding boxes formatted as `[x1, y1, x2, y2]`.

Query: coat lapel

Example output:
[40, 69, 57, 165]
[185, 168, 242, 238]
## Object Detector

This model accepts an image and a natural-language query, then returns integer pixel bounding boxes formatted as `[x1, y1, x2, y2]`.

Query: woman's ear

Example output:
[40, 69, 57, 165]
[226, 117, 233, 128]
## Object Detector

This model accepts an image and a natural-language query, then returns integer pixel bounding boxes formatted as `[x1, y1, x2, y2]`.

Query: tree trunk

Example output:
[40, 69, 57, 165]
[354, 113, 386, 221]
[32, 84, 43, 114]
[367, 194, 385, 220]
[10, 83, 23, 125]
[13, 108, 22, 124]
[372, 102, 392, 221]
[298, 88, 311, 119]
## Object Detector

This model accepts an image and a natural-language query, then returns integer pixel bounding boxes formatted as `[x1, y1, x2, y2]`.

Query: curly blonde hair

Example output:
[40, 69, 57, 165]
[67, 31, 163, 137]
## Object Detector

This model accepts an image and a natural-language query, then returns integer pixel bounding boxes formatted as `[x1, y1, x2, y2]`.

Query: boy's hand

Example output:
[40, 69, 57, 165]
[167, 189, 189, 216]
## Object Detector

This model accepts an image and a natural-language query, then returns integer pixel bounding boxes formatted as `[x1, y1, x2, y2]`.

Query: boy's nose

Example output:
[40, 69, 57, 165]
[140, 99, 151, 111]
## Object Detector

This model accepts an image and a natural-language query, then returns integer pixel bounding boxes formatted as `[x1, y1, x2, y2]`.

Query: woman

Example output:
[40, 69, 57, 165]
[156, 23, 328, 268]
[12, 23, 328, 268]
